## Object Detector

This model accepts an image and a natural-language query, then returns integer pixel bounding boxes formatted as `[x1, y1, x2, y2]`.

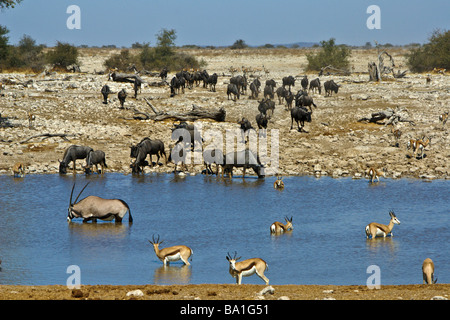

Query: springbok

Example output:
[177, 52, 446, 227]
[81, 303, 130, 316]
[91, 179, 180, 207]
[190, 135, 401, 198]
[28, 112, 35, 128]
[365, 210, 400, 239]
[273, 176, 285, 189]
[148, 234, 193, 266]
[367, 167, 384, 183]
[422, 258, 438, 284]
[67, 182, 133, 223]
[439, 111, 448, 128]
[226, 252, 269, 285]
[391, 127, 402, 146]
[270, 216, 293, 234]
[12, 162, 25, 177]
[414, 137, 431, 159]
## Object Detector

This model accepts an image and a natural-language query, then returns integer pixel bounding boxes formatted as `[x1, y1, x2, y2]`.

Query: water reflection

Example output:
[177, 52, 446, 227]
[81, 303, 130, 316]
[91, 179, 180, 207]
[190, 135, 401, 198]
[153, 265, 192, 285]
[365, 237, 399, 255]
[67, 222, 129, 240]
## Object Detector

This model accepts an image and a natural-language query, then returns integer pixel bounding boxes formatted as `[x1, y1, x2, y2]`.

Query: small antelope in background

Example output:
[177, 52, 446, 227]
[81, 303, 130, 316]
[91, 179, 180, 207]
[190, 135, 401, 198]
[439, 111, 448, 129]
[270, 216, 293, 234]
[273, 176, 284, 189]
[148, 234, 193, 266]
[28, 111, 35, 128]
[12, 162, 25, 177]
[391, 127, 402, 147]
[365, 210, 401, 239]
[226, 252, 269, 285]
[422, 258, 437, 284]
[414, 137, 431, 159]
[366, 167, 385, 183]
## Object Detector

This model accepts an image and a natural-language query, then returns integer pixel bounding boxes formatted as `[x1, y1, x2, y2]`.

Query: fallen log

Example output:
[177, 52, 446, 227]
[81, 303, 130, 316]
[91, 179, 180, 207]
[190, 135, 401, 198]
[357, 107, 415, 126]
[20, 133, 77, 143]
[129, 101, 226, 122]
[109, 72, 143, 84]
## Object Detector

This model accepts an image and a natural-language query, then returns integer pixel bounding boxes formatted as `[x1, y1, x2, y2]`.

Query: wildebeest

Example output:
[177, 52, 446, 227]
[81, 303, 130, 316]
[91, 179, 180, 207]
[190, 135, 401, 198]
[300, 75, 308, 90]
[230, 75, 245, 94]
[324, 79, 340, 97]
[309, 78, 321, 94]
[295, 90, 317, 111]
[221, 149, 265, 179]
[170, 76, 181, 97]
[67, 182, 133, 223]
[133, 78, 142, 99]
[83, 150, 107, 174]
[258, 98, 275, 118]
[282, 76, 296, 91]
[168, 140, 189, 173]
[249, 78, 261, 99]
[59, 145, 93, 174]
[256, 113, 268, 131]
[171, 122, 203, 150]
[130, 137, 167, 173]
[276, 86, 287, 105]
[207, 73, 218, 92]
[101, 84, 111, 104]
[285, 90, 294, 110]
[263, 84, 274, 100]
[118, 89, 127, 108]
[203, 148, 224, 175]
[227, 83, 240, 101]
[290, 106, 312, 133]
[265, 79, 276, 88]
[159, 67, 168, 81]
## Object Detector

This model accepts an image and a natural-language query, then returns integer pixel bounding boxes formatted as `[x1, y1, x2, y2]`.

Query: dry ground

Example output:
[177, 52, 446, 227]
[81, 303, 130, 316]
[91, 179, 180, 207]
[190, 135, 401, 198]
[0, 47, 448, 179]
[0, 283, 449, 300]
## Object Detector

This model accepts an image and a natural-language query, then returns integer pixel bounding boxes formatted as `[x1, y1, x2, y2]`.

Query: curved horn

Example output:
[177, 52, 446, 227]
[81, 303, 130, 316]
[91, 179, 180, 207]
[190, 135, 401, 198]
[73, 182, 90, 205]
[69, 183, 76, 206]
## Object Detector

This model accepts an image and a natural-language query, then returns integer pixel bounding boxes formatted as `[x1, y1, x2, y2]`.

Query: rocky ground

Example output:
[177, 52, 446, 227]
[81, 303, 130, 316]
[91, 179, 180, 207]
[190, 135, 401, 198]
[0, 47, 448, 179]
[0, 283, 449, 300]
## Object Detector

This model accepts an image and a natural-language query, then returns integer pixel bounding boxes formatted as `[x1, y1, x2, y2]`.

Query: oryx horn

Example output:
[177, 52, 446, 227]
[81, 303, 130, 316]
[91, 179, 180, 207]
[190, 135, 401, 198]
[71, 182, 91, 205]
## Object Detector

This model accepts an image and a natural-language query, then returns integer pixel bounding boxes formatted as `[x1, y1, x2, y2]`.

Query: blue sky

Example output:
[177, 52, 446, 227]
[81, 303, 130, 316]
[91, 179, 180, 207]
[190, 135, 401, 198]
[0, 0, 449, 47]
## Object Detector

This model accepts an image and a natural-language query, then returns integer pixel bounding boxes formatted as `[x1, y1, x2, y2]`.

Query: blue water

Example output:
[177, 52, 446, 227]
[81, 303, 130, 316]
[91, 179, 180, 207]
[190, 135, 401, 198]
[0, 173, 448, 286]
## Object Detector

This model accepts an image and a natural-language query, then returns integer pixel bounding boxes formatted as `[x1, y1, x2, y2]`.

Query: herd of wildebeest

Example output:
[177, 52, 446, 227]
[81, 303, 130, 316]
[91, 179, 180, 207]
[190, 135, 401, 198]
[54, 68, 346, 179]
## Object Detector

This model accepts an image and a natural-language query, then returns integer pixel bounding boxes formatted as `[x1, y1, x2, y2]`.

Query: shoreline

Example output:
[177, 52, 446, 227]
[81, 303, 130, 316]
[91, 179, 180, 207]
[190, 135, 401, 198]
[0, 283, 449, 300]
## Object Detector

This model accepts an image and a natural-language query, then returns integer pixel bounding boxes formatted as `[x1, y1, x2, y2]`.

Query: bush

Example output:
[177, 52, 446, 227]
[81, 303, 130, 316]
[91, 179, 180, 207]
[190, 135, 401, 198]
[103, 28, 204, 72]
[46, 41, 79, 68]
[306, 38, 351, 71]
[230, 39, 248, 49]
[406, 29, 450, 73]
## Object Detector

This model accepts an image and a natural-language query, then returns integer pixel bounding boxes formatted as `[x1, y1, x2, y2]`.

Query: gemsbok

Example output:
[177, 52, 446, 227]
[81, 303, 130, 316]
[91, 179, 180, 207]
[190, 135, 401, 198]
[365, 210, 400, 239]
[148, 234, 193, 266]
[67, 182, 133, 223]
[270, 216, 293, 234]
[422, 258, 438, 284]
[226, 252, 269, 285]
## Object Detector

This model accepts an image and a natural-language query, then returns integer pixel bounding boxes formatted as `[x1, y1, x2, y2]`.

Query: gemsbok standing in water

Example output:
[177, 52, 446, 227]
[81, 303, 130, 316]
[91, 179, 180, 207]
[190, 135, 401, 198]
[365, 210, 400, 239]
[67, 182, 133, 223]
[226, 252, 269, 285]
[148, 234, 193, 266]
[270, 216, 293, 234]
[422, 258, 438, 284]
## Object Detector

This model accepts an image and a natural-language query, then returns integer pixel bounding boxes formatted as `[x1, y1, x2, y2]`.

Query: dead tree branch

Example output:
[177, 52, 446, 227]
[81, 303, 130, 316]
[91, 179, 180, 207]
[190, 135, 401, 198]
[20, 133, 77, 144]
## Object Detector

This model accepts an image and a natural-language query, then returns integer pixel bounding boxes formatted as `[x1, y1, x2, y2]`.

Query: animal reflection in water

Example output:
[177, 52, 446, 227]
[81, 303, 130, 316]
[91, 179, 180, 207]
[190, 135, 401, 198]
[67, 182, 133, 223]
[153, 265, 192, 285]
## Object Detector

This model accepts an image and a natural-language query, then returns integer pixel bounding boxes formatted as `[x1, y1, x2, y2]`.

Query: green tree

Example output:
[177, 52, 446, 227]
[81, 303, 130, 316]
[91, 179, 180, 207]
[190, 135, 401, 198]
[0, 25, 9, 62]
[46, 41, 79, 68]
[406, 29, 450, 72]
[230, 39, 248, 49]
[0, 0, 22, 9]
[306, 38, 351, 71]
